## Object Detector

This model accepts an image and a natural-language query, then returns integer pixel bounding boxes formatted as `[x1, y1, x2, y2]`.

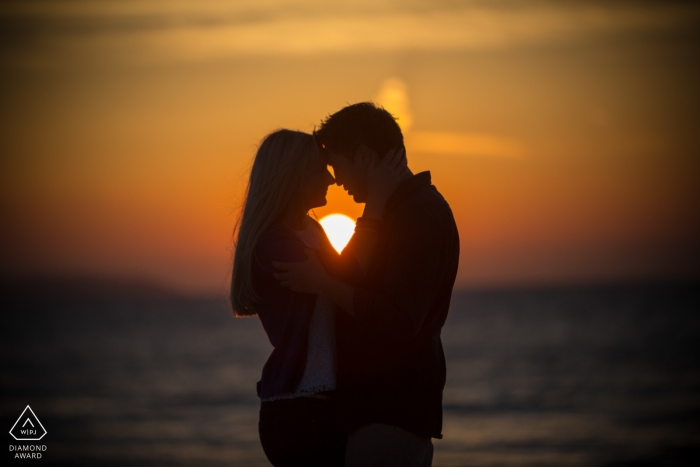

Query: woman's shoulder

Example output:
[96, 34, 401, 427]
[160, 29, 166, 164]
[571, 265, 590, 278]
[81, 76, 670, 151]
[259, 218, 327, 243]
[258, 223, 296, 242]
[255, 223, 307, 264]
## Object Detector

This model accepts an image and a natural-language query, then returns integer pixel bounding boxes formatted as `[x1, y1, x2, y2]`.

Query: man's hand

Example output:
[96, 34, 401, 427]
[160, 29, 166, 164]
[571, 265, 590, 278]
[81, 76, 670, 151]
[273, 248, 329, 294]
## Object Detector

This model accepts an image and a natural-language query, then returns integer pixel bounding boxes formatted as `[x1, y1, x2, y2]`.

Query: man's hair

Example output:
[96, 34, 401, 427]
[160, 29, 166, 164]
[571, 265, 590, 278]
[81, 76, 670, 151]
[314, 102, 403, 159]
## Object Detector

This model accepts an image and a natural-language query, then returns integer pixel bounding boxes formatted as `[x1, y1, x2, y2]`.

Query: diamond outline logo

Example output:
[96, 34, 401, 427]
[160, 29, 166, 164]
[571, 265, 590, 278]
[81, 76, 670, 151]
[9, 406, 47, 441]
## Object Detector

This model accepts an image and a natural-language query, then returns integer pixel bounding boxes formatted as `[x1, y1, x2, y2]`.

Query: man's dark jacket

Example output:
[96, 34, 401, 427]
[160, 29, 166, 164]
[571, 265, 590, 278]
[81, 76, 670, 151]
[334, 171, 460, 439]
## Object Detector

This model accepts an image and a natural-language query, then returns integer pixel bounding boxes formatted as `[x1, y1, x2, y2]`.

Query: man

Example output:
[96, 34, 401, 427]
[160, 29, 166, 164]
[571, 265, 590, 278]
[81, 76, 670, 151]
[274, 102, 460, 466]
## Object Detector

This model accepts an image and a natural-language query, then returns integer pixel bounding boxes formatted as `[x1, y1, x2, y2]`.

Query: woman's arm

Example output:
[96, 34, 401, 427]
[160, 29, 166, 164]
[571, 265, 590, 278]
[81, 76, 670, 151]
[274, 247, 356, 315]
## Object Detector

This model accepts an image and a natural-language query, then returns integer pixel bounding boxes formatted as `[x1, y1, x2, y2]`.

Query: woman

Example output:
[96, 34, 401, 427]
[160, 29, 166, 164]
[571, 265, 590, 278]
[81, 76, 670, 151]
[230, 129, 345, 466]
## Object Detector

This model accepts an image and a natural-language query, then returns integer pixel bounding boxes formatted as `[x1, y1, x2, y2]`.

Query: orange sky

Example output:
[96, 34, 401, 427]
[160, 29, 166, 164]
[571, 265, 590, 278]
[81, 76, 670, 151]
[1, 1, 699, 294]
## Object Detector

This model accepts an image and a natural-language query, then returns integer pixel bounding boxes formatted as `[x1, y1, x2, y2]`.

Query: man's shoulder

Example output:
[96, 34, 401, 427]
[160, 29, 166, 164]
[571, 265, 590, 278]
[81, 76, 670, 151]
[394, 182, 454, 222]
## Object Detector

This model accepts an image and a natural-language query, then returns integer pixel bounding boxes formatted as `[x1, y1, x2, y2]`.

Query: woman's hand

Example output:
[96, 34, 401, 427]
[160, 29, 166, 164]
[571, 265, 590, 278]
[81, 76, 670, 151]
[274, 247, 356, 314]
[273, 248, 330, 294]
[364, 146, 409, 219]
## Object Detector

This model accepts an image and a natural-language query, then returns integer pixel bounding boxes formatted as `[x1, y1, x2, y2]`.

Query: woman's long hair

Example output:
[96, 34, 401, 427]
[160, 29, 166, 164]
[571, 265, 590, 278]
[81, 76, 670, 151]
[231, 129, 321, 317]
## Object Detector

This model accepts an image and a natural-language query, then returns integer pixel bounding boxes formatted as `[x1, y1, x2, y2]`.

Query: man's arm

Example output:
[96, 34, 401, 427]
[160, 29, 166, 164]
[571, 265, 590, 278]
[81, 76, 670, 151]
[274, 147, 420, 323]
[340, 146, 407, 273]
[339, 217, 382, 275]
[323, 219, 384, 313]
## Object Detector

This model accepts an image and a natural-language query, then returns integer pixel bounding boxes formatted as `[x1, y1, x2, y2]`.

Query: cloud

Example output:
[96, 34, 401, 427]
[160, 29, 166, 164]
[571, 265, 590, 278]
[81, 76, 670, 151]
[407, 131, 527, 159]
[371, 77, 525, 159]
[374, 77, 413, 133]
[2, 1, 699, 66]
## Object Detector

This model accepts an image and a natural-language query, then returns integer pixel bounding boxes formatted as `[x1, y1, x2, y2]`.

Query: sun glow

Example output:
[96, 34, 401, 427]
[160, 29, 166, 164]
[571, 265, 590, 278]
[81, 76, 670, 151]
[319, 214, 356, 253]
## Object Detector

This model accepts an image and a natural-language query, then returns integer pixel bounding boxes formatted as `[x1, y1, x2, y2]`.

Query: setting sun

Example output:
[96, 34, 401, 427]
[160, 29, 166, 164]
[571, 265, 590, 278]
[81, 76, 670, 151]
[319, 214, 356, 253]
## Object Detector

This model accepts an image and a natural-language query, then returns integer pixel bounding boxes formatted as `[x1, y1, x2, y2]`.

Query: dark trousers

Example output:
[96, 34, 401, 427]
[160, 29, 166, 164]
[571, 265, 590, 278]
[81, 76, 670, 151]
[258, 396, 345, 467]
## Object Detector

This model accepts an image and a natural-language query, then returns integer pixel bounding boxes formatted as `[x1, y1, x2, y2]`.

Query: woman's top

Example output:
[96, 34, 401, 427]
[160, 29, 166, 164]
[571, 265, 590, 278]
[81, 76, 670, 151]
[261, 223, 337, 401]
[253, 219, 361, 400]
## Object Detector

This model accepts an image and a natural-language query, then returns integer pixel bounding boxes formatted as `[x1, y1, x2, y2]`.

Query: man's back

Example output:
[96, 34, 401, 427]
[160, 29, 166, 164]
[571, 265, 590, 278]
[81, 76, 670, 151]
[336, 171, 460, 439]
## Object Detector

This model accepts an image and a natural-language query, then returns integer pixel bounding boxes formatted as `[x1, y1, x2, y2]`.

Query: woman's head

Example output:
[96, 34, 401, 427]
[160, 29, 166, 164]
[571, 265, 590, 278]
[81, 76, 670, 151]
[230, 129, 333, 316]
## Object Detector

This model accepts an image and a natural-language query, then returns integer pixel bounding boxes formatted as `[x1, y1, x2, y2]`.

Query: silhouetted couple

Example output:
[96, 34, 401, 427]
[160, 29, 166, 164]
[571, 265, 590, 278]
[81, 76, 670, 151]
[231, 102, 459, 466]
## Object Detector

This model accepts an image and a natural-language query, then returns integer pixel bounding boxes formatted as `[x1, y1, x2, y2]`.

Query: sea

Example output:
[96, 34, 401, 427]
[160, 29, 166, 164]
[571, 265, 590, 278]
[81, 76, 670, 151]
[2, 283, 699, 466]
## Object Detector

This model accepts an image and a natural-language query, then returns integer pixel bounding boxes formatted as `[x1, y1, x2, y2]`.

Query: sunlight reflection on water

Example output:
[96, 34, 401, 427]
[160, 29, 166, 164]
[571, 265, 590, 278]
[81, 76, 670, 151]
[1, 286, 698, 465]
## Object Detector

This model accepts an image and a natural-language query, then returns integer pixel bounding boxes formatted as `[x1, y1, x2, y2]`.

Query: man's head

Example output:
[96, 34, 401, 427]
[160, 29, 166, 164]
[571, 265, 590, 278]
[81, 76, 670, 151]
[315, 102, 404, 203]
